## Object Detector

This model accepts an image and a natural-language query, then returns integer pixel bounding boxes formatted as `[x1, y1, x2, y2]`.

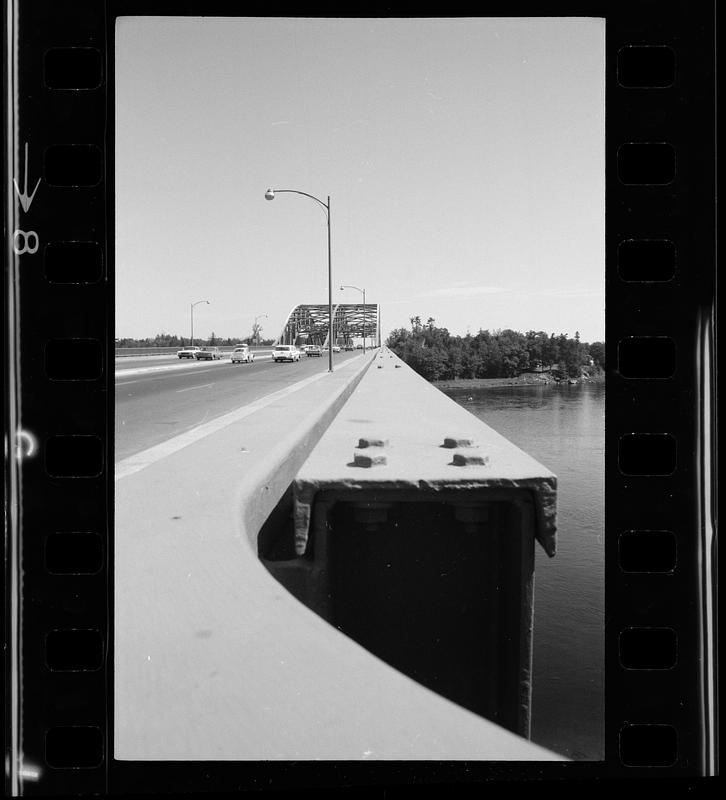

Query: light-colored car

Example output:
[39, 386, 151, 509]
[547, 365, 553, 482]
[177, 346, 201, 359]
[272, 345, 300, 363]
[195, 346, 222, 360]
[332, 345, 341, 353]
[231, 345, 255, 364]
[306, 345, 322, 357]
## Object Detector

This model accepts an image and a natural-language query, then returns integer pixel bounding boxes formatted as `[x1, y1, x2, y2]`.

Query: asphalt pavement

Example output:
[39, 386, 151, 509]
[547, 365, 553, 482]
[115, 350, 363, 462]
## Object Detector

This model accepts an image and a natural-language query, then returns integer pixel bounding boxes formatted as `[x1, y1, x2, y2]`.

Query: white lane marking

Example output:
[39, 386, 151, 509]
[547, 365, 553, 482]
[175, 382, 214, 393]
[115, 355, 363, 481]
[117, 377, 167, 386]
[116, 359, 279, 386]
[115, 355, 273, 378]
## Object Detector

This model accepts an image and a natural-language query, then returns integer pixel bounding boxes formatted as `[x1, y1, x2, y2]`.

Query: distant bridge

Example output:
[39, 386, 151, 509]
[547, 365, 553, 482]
[277, 302, 380, 348]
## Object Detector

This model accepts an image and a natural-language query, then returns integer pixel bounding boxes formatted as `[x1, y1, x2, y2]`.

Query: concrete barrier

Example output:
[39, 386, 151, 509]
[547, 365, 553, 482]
[267, 347, 557, 739]
[114, 349, 565, 760]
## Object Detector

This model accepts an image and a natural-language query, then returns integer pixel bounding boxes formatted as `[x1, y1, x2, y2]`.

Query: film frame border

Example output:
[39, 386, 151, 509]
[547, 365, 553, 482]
[4, 0, 717, 793]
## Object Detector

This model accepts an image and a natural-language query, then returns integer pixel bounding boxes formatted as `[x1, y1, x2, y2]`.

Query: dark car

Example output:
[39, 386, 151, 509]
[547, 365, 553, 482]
[195, 346, 222, 360]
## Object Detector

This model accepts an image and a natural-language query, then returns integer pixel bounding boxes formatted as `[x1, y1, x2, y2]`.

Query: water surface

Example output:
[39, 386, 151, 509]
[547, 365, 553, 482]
[440, 382, 604, 760]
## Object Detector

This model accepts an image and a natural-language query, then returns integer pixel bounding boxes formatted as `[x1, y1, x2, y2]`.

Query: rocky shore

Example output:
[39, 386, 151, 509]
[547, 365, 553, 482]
[434, 369, 605, 391]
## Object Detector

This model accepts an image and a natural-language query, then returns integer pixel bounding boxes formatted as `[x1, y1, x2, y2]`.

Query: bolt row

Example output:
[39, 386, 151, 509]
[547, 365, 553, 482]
[351, 436, 490, 468]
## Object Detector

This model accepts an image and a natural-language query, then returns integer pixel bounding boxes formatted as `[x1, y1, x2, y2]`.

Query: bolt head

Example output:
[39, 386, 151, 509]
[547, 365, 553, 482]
[443, 437, 475, 449]
[353, 450, 388, 467]
[358, 436, 388, 448]
[452, 451, 489, 466]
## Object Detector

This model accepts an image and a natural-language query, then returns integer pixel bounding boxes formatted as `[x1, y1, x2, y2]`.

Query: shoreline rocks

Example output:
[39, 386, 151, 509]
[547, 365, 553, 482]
[433, 370, 605, 390]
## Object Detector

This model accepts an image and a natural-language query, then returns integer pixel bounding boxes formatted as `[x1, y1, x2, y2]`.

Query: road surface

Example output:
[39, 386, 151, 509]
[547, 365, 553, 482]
[115, 350, 364, 462]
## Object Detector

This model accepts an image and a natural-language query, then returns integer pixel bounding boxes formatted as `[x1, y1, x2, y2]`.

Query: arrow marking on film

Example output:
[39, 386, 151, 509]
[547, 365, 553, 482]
[13, 142, 41, 213]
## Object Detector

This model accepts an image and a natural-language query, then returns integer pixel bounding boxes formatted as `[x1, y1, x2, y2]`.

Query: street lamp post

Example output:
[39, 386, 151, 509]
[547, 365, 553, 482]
[265, 188, 333, 373]
[340, 284, 366, 354]
[254, 314, 268, 347]
[190, 299, 209, 348]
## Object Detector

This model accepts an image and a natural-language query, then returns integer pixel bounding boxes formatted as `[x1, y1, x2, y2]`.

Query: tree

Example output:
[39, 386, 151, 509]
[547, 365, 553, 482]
[386, 327, 412, 351]
[498, 329, 530, 376]
[447, 339, 464, 379]
[588, 341, 605, 368]
[541, 333, 559, 368]
[251, 320, 264, 345]
[525, 330, 548, 369]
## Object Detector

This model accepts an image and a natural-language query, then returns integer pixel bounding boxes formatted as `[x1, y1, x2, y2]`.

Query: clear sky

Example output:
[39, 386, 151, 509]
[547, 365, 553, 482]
[115, 16, 605, 344]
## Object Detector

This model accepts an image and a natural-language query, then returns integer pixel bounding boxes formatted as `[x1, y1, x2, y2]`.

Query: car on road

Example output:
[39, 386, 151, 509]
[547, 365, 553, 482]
[272, 345, 300, 363]
[177, 346, 202, 359]
[195, 346, 222, 360]
[306, 345, 322, 357]
[332, 345, 341, 353]
[344, 344, 354, 351]
[231, 345, 255, 364]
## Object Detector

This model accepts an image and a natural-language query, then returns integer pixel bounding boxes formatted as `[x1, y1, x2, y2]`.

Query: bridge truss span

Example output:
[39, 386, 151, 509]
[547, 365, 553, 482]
[276, 303, 380, 348]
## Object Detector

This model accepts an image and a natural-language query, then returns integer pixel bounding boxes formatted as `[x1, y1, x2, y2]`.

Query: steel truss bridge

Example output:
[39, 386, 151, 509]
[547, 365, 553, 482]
[276, 303, 380, 348]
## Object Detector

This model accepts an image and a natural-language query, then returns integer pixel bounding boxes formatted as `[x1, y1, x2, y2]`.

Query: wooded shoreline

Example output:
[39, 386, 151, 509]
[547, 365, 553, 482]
[387, 319, 605, 383]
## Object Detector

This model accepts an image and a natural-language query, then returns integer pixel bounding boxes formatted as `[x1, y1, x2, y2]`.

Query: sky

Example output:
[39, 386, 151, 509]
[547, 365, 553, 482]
[115, 16, 605, 344]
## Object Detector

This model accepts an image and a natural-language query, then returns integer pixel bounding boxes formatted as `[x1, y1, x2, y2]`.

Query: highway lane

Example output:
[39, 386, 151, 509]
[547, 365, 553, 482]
[115, 350, 364, 462]
[116, 349, 273, 373]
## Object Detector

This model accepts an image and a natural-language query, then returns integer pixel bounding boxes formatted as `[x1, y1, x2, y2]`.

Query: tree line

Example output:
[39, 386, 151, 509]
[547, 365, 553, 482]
[116, 331, 276, 348]
[385, 317, 605, 382]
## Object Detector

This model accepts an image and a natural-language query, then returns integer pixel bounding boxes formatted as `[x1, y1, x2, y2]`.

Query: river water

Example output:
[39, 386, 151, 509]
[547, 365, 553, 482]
[440, 382, 605, 761]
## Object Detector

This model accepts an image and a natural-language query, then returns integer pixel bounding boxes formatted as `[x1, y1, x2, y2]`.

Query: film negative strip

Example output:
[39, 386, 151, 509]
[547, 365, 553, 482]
[4, 1, 717, 793]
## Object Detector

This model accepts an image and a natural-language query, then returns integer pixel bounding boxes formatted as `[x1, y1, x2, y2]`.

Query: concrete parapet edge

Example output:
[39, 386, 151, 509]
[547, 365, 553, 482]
[114, 351, 565, 761]
[286, 348, 559, 744]
[293, 348, 557, 557]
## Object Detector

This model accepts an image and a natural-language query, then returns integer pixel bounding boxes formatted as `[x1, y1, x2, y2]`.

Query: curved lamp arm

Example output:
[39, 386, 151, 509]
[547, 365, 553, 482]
[339, 285, 367, 354]
[265, 187, 334, 372]
[265, 188, 329, 218]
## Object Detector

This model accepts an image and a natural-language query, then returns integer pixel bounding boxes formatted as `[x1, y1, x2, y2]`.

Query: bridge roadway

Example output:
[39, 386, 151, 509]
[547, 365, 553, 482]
[115, 350, 361, 462]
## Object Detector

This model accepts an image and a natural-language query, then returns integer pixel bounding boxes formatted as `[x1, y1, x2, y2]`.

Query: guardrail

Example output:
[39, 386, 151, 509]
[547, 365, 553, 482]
[114, 348, 563, 760]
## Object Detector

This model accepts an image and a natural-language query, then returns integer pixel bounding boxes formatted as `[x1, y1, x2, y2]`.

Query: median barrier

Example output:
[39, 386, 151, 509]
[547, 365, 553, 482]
[115, 348, 564, 760]
[262, 348, 557, 739]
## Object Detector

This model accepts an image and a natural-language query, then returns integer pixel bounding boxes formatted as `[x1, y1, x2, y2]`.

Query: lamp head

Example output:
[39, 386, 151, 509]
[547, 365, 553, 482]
[264, 189, 275, 201]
